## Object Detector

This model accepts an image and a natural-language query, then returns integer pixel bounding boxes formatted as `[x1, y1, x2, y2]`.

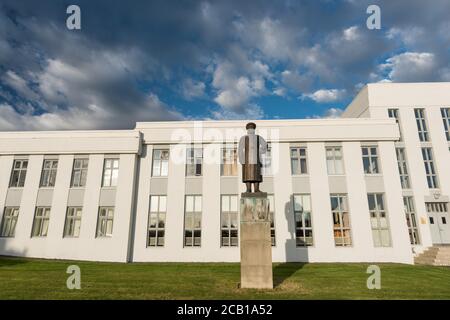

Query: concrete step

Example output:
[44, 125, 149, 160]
[414, 245, 450, 266]
[434, 261, 450, 266]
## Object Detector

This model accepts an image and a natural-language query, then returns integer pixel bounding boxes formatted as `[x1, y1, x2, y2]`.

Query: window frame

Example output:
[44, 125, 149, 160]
[220, 195, 239, 247]
[0, 207, 20, 238]
[421, 147, 439, 189]
[221, 145, 238, 176]
[152, 149, 170, 177]
[63, 207, 83, 238]
[388, 108, 403, 141]
[414, 108, 429, 142]
[186, 147, 203, 177]
[262, 143, 273, 176]
[268, 194, 276, 246]
[147, 195, 167, 247]
[330, 194, 352, 247]
[71, 158, 89, 188]
[326, 146, 344, 175]
[441, 108, 450, 141]
[293, 194, 313, 247]
[290, 147, 308, 175]
[367, 193, 391, 247]
[40, 159, 59, 188]
[361, 146, 380, 174]
[184, 195, 202, 247]
[31, 207, 51, 237]
[403, 196, 420, 245]
[96, 207, 115, 238]
[9, 159, 28, 188]
[395, 148, 410, 189]
[102, 158, 120, 187]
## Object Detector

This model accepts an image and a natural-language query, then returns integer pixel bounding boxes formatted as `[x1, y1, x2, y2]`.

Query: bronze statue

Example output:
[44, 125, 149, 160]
[238, 122, 267, 193]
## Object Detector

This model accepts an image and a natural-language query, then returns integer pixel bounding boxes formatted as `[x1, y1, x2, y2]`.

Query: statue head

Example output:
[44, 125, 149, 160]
[246, 122, 256, 134]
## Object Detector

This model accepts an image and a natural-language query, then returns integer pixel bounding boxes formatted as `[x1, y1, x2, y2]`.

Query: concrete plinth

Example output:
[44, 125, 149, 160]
[240, 193, 273, 289]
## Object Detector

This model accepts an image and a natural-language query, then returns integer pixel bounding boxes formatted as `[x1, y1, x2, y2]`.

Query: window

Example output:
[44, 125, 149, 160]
[40, 159, 58, 188]
[422, 147, 439, 189]
[63, 207, 82, 238]
[184, 195, 202, 247]
[290, 147, 308, 175]
[268, 195, 276, 246]
[96, 207, 114, 237]
[441, 108, 450, 141]
[293, 194, 313, 246]
[367, 194, 391, 247]
[326, 147, 344, 175]
[152, 149, 169, 177]
[102, 158, 119, 187]
[71, 158, 89, 187]
[221, 146, 237, 176]
[9, 159, 28, 188]
[31, 207, 51, 237]
[388, 108, 402, 140]
[362, 146, 379, 174]
[148, 195, 167, 247]
[186, 147, 203, 176]
[0, 207, 19, 237]
[414, 108, 429, 142]
[403, 197, 420, 245]
[330, 194, 352, 246]
[396, 148, 410, 189]
[221, 195, 238, 247]
[262, 143, 272, 176]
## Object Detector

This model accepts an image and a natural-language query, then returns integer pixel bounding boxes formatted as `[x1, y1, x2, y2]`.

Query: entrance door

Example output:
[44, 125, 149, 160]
[426, 203, 450, 244]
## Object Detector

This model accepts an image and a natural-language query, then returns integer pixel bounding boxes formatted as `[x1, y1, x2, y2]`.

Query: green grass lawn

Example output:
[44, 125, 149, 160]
[0, 256, 449, 299]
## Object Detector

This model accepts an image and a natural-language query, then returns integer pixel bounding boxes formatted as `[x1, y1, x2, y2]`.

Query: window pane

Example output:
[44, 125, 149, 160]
[159, 196, 167, 212]
[195, 196, 202, 212]
[222, 196, 229, 211]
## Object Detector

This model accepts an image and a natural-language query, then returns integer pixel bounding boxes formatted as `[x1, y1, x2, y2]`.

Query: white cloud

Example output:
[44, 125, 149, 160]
[302, 89, 346, 103]
[1, 70, 39, 101]
[272, 87, 286, 97]
[211, 57, 270, 112]
[386, 27, 424, 46]
[281, 70, 312, 93]
[380, 52, 436, 82]
[343, 26, 360, 41]
[181, 78, 206, 100]
[210, 103, 264, 120]
[323, 107, 343, 118]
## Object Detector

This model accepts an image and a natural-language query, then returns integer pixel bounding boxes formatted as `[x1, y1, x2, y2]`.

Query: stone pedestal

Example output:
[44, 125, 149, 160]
[240, 193, 273, 289]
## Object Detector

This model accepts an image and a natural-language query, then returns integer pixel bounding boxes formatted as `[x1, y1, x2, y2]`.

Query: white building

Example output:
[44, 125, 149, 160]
[0, 82, 449, 264]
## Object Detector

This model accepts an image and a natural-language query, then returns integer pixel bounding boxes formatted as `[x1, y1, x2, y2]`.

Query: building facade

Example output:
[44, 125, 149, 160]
[0, 82, 449, 264]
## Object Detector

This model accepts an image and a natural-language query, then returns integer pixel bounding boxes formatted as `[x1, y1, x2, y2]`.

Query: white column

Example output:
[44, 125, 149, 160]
[132, 145, 152, 261]
[165, 144, 186, 256]
[308, 142, 335, 260]
[202, 143, 224, 258]
[47, 155, 73, 255]
[80, 154, 103, 255]
[15, 155, 43, 256]
[399, 108, 433, 249]
[0, 156, 13, 217]
[343, 142, 373, 257]
[115, 153, 138, 262]
[379, 141, 413, 263]
[428, 107, 450, 198]
[272, 142, 295, 262]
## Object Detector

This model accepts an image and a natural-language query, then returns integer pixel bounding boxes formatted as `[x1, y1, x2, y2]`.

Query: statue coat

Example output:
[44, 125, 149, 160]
[238, 129, 267, 183]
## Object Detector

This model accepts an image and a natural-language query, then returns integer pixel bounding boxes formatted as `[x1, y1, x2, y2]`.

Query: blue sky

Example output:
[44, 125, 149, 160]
[0, 0, 449, 130]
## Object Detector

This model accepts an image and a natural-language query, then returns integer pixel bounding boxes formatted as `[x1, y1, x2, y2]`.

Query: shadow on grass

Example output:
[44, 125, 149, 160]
[0, 255, 30, 268]
[273, 262, 306, 288]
